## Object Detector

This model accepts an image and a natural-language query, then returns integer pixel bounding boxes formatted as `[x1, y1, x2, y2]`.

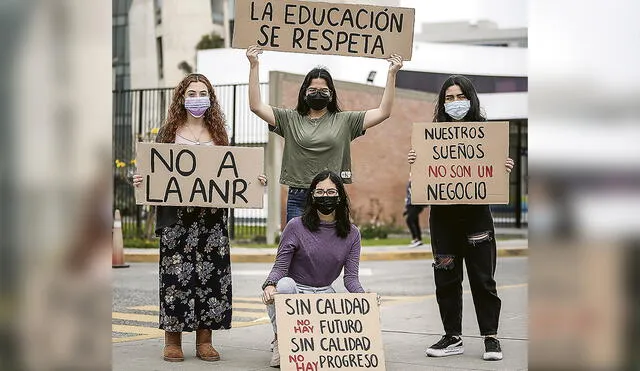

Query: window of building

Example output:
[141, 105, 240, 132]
[112, 0, 132, 90]
[476, 43, 509, 47]
[211, 0, 224, 25]
[495, 78, 517, 93]
[156, 37, 164, 80]
[154, 0, 162, 24]
[396, 71, 528, 94]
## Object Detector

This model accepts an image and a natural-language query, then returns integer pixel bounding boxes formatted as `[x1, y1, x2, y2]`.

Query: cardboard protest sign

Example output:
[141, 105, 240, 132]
[275, 293, 386, 371]
[134, 143, 264, 208]
[232, 0, 415, 60]
[410, 122, 510, 205]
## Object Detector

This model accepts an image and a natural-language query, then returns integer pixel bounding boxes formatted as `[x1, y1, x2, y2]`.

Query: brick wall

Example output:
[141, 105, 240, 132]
[269, 71, 436, 232]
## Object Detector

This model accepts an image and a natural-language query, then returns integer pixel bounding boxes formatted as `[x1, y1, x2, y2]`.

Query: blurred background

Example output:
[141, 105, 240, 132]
[1, 0, 639, 369]
[528, 1, 640, 369]
[0, 0, 112, 370]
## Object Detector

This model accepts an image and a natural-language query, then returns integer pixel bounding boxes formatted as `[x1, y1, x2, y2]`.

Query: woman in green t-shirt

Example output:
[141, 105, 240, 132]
[246, 45, 403, 222]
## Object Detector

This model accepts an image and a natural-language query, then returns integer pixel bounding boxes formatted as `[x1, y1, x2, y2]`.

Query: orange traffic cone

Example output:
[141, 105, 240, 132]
[112, 209, 129, 268]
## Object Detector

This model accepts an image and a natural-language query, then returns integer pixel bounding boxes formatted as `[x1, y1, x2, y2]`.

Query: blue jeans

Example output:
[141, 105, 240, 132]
[266, 277, 336, 333]
[286, 187, 308, 223]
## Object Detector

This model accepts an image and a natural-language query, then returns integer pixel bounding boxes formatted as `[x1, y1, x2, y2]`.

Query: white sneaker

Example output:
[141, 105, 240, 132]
[270, 339, 280, 368]
[483, 337, 503, 361]
[425, 335, 464, 357]
[408, 240, 424, 248]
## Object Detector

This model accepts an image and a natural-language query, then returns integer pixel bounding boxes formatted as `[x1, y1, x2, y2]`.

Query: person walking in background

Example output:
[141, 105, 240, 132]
[246, 45, 403, 223]
[133, 74, 267, 362]
[408, 75, 514, 361]
[404, 180, 425, 248]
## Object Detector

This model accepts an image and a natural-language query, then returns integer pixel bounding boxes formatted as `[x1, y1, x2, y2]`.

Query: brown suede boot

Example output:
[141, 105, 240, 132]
[196, 329, 220, 361]
[163, 331, 184, 362]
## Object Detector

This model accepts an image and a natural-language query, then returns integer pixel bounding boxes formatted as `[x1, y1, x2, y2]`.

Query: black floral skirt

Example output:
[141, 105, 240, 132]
[158, 207, 232, 332]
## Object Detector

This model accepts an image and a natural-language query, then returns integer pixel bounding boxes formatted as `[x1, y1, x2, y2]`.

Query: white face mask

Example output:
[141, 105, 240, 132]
[444, 100, 471, 120]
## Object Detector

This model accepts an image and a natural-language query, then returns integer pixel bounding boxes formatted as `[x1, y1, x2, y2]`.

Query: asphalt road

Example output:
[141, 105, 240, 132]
[113, 257, 528, 315]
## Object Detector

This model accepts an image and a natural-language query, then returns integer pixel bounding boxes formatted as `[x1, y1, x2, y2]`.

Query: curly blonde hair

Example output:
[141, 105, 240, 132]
[156, 74, 229, 146]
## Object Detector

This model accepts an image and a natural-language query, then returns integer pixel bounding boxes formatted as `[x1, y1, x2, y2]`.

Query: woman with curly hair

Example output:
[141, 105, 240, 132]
[133, 74, 266, 362]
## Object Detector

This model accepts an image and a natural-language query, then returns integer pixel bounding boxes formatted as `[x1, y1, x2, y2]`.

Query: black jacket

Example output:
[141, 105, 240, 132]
[153, 126, 179, 236]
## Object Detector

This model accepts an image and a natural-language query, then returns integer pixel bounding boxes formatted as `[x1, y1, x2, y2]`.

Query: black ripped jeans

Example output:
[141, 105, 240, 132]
[429, 206, 501, 336]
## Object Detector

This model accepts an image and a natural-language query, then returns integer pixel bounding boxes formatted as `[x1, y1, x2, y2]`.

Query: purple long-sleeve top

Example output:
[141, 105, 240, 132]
[266, 217, 365, 293]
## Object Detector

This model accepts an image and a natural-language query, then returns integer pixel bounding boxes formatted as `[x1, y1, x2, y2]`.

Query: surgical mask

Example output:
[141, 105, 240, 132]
[184, 97, 210, 118]
[314, 196, 339, 215]
[444, 100, 471, 120]
[305, 92, 331, 111]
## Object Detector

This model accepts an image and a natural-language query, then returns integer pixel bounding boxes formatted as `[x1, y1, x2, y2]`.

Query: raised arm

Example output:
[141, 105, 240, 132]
[247, 45, 276, 126]
[363, 54, 403, 130]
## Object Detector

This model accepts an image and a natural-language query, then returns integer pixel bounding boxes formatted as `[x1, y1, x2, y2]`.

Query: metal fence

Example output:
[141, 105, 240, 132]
[113, 83, 270, 241]
[490, 119, 528, 228]
[114, 86, 528, 240]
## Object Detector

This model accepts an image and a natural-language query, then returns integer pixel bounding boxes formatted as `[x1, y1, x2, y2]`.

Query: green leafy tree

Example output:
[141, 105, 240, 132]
[196, 32, 225, 50]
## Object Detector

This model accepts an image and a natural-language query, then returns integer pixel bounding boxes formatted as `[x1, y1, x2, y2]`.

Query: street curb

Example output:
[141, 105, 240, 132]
[124, 247, 528, 263]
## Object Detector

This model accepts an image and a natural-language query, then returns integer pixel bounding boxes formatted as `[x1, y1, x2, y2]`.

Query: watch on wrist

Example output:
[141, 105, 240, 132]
[262, 280, 277, 291]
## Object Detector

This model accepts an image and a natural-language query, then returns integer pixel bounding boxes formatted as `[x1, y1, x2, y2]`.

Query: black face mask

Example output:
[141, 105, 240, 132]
[314, 196, 339, 215]
[305, 92, 331, 111]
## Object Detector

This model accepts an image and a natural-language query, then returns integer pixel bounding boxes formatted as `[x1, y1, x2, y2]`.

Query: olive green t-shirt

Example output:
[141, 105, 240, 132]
[271, 107, 366, 188]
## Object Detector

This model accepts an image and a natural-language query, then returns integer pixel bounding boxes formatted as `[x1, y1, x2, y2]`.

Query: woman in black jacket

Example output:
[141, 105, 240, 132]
[408, 75, 514, 361]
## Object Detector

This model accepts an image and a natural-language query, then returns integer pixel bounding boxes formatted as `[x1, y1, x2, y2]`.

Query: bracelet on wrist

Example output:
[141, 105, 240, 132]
[262, 280, 277, 291]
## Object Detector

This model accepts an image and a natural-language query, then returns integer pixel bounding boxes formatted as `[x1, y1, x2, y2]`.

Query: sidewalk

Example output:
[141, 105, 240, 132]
[124, 239, 528, 263]
[113, 279, 528, 370]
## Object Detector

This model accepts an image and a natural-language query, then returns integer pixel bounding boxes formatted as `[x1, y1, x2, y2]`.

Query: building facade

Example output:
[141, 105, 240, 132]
[113, 0, 132, 91]
[127, 0, 226, 89]
[415, 20, 527, 47]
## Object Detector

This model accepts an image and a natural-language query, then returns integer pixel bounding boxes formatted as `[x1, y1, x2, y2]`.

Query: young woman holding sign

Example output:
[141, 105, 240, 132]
[261, 170, 367, 368]
[246, 45, 403, 223]
[408, 75, 515, 361]
[133, 74, 267, 362]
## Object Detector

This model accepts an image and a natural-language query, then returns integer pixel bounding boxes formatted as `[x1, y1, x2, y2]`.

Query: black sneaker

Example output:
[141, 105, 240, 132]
[483, 337, 503, 361]
[425, 335, 464, 357]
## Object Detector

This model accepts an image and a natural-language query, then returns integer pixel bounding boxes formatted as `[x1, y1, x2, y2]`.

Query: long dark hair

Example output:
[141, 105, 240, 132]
[295, 68, 342, 116]
[433, 75, 486, 123]
[301, 171, 352, 238]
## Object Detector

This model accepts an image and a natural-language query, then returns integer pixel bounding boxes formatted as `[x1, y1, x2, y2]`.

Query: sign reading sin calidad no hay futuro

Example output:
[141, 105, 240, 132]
[275, 293, 386, 371]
